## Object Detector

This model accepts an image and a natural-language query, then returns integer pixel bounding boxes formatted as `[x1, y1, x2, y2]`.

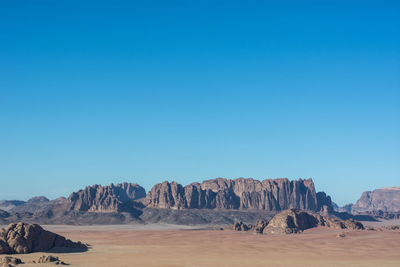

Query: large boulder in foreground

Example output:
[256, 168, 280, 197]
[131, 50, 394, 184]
[0, 222, 87, 254]
[263, 209, 364, 234]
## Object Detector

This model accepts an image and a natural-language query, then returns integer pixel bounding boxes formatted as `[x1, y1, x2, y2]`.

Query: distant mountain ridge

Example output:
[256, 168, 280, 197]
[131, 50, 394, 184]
[352, 187, 400, 212]
[0, 177, 334, 225]
[334, 186, 400, 217]
[0, 200, 25, 211]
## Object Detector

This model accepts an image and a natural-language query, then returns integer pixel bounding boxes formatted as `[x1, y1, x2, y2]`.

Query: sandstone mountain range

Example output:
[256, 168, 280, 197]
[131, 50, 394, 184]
[0, 177, 398, 225]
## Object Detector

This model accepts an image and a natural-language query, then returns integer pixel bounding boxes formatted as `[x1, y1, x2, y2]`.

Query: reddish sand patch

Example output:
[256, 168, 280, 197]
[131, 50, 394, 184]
[6, 225, 400, 267]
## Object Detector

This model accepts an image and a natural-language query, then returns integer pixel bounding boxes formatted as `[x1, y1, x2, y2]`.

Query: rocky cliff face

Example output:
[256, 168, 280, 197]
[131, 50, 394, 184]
[352, 187, 400, 212]
[144, 178, 331, 212]
[67, 182, 146, 212]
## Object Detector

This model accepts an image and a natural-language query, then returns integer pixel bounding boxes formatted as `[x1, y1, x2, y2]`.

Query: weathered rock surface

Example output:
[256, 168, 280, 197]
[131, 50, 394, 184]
[315, 215, 364, 230]
[0, 222, 87, 254]
[262, 209, 364, 234]
[252, 219, 268, 234]
[67, 182, 146, 212]
[0, 256, 22, 267]
[145, 178, 331, 212]
[233, 221, 251, 231]
[352, 187, 400, 212]
[33, 255, 66, 265]
[263, 209, 319, 234]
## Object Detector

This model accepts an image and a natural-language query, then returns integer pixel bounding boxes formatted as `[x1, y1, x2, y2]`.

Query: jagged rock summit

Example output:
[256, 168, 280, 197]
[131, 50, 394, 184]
[0, 178, 335, 225]
[0, 222, 87, 254]
[144, 178, 332, 212]
[67, 182, 146, 212]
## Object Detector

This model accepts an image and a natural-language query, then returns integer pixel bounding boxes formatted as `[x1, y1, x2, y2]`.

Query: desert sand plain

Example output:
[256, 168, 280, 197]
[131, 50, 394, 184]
[2, 220, 400, 267]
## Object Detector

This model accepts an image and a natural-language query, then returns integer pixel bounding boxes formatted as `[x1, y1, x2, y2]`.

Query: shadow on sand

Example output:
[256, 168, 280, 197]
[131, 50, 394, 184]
[46, 245, 91, 254]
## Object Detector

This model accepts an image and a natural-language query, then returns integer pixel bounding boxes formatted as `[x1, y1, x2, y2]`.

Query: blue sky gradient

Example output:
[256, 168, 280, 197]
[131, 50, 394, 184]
[1, 0, 399, 205]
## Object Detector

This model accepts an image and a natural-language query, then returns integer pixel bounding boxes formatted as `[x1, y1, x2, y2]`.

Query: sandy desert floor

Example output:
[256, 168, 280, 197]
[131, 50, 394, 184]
[4, 223, 400, 267]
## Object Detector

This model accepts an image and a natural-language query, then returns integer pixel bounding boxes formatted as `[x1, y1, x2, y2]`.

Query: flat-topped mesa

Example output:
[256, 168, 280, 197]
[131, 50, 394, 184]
[352, 186, 400, 212]
[144, 178, 332, 212]
[67, 182, 146, 212]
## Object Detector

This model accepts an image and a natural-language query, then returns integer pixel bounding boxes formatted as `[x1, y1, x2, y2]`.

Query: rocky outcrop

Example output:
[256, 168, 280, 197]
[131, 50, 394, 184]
[263, 209, 319, 234]
[352, 187, 400, 212]
[33, 255, 66, 265]
[0, 256, 22, 267]
[252, 219, 268, 234]
[233, 221, 251, 231]
[0, 222, 87, 254]
[315, 215, 364, 230]
[67, 182, 146, 212]
[262, 209, 364, 234]
[145, 178, 331, 212]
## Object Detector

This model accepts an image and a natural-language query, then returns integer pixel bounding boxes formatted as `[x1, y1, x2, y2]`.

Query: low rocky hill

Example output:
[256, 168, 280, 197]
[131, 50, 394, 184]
[233, 209, 364, 234]
[0, 222, 87, 254]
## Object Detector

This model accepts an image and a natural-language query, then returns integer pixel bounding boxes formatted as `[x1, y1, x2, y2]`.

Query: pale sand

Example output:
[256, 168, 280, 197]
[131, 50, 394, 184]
[5, 224, 400, 267]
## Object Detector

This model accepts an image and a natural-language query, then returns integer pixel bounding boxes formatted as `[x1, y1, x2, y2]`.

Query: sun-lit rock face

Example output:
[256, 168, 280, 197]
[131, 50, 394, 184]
[0, 222, 87, 254]
[352, 187, 400, 212]
[262, 209, 364, 234]
[144, 178, 332, 212]
[67, 182, 146, 212]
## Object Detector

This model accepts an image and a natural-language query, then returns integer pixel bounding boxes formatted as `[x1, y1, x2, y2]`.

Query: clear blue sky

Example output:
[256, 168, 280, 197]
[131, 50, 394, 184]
[0, 0, 399, 205]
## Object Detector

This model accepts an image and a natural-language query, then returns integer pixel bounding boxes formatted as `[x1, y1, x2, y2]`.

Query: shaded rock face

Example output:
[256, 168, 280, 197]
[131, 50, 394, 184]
[0, 201, 25, 212]
[352, 187, 400, 212]
[68, 182, 146, 212]
[233, 221, 251, 231]
[337, 203, 353, 213]
[315, 215, 364, 230]
[263, 209, 319, 234]
[362, 210, 400, 220]
[145, 178, 330, 212]
[34, 255, 66, 265]
[252, 220, 268, 234]
[0, 210, 9, 218]
[0, 256, 23, 267]
[262, 209, 364, 234]
[0, 222, 87, 254]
